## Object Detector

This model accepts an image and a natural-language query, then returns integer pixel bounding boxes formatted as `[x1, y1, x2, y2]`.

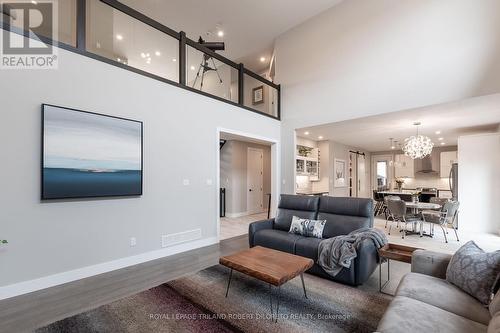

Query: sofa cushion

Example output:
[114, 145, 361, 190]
[488, 312, 500, 333]
[274, 195, 319, 232]
[252, 229, 303, 253]
[377, 296, 488, 333]
[446, 241, 500, 305]
[396, 272, 491, 325]
[295, 237, 322, 261]
[317, 196, 373, 238]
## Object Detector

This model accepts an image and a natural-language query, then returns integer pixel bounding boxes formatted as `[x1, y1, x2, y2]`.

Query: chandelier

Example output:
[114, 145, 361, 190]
[403, 122, 434, 159]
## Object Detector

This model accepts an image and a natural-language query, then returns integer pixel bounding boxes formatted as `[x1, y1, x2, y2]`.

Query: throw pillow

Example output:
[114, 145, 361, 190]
[288, 216, 327, 239]
[446, 241, 500, 305]
[289, 216, 305, 235]
[303, 219, 327, 238]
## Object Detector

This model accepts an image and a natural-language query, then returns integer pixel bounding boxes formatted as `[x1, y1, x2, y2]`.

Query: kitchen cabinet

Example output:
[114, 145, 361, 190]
[440, 151, 458, 178]
[394, 154, 414, 178]
[296, 146, 320, 180]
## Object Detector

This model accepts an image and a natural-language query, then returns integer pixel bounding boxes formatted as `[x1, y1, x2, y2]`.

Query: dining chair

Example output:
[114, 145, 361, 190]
[384, 195, 401, 228]
[421, 201, 460, 243]
[373, 190, 385, 216]
[386, 199, 422, 238]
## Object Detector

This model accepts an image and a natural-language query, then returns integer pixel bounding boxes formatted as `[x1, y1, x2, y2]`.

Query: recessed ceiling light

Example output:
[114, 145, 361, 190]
[141, 53, 146, 58]
[304, 131, 309, 135]
[146, 53, 150, 57]
[117, 58, 121, 62]
[31, 0, 37, 4]
[217, 30, 224, 37]
[116, 34, 123, 41]
[318, 136, 324, 140]
[190, 65, 196, 70]
[260, 57, 266, 62]
[435, 130, 441, 135]
[172, 58, 177, 62]
[441, 142, 446, 145]
[438, 137, 444, 141]
[391, 146, 395, 150]
[155, 51, 161, 56]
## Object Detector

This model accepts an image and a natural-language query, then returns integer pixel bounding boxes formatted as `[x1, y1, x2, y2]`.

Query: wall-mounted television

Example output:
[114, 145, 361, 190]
[41, 104, 143, 200]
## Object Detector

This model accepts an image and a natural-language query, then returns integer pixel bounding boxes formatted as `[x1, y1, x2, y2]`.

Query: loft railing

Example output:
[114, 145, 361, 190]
[1, 0, 281, 120]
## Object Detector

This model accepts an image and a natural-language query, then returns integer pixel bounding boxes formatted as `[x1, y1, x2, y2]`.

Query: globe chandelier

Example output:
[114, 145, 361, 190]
[403, 122, 434, 159]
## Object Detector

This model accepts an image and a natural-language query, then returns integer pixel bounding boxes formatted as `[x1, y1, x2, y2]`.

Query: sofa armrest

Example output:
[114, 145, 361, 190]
[248, 219, 274, 247]
[353, 239, 379, 285]
[411, 249, 452, 279]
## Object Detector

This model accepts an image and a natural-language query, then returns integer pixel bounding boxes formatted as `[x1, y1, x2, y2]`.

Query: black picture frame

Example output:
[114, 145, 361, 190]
[41, 104, 143, 200]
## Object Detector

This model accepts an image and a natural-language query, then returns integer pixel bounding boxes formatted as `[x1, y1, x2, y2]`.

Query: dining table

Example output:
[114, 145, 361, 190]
[405, 201, 442, 237]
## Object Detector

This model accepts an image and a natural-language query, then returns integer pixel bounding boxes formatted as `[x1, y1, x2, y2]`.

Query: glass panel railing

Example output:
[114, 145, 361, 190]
[86, 0, 179, 82]
[186, 45, 238, 103]
[1, 0, 77, 46]
[243, 73, 279, 117]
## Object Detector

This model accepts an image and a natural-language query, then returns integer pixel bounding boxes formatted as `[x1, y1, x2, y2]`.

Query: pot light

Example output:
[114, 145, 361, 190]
[141, 53, 146, 58]
[146, 53, 150, 57]
[31, 0, 37, 4]
[304, 131, 309, 135]
[438, 137, 444, 141]
[116, 34, 123, 41]
[217, 30, 224, 37]
[117, 58, 121, 62]
[190, 65, 196, 70]
[318, 136, 324, 140]
[435, 130, 441, 135]
[155, 51, 161, 56]
[172, 58, 177, 62]
[260, 57, 266, 62]
[441, 142, 446, 145]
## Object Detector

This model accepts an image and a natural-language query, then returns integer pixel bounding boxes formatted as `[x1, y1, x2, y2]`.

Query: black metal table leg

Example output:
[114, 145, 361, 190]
[225, 269, 233, 297]
[275, 286, 280, 323]
[300, 273, 308, 299]
[379, 258, 390, 294]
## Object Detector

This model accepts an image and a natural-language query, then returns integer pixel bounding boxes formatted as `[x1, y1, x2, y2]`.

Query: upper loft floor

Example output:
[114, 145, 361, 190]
[0, 0, 280, 119]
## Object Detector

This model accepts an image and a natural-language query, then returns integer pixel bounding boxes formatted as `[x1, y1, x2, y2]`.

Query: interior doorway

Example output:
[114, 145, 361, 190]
[349, 151, 369, 198]
[247, 147, 264, 215]
[218, 131, 275, 240]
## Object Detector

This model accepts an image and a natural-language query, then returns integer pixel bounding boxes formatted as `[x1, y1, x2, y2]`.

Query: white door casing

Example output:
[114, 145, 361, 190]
[247, 147, 264, 215]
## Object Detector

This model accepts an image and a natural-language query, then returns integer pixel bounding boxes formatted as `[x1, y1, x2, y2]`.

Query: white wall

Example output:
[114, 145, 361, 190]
[0, 41, 280, 287]
[220, 140, 271, 216]
[276, 0, 500, 194]
[458, 133, 500, 235]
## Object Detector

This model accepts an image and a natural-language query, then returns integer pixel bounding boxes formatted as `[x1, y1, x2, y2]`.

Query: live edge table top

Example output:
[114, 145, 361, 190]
[219, 246, 314, 286]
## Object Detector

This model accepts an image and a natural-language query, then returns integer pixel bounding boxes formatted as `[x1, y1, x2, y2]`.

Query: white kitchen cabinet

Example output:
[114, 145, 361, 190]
[296, 146, 319, 180]
[394, 154, 414, 178]
[440, 151, 458, 178]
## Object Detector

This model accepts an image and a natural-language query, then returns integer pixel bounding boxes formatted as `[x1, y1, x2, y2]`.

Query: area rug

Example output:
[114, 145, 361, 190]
[37, 265, 391, 333]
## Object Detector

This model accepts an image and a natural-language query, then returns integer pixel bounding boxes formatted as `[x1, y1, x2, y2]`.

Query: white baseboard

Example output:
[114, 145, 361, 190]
[0, 236, 218, 301]
[225, 211, 249, 218]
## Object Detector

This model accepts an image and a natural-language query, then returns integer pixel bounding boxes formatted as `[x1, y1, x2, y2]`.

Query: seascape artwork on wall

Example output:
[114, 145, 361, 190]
[42, 104, 143, 199]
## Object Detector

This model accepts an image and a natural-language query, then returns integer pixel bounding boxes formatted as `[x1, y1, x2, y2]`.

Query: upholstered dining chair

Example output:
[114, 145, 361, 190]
[384, 195, 401, 228]
[386, 199, 422, 239]
[421, 200, 460, 243]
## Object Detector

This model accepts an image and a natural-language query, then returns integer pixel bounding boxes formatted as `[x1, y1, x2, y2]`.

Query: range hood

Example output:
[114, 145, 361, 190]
[415, 151, 439, 174]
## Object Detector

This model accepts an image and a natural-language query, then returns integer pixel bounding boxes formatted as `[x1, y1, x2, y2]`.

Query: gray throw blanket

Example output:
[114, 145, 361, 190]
[317, 227, 388, 277]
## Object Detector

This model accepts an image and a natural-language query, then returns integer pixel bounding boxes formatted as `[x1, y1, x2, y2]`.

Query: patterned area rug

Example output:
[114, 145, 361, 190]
[37, 265, 391, 333]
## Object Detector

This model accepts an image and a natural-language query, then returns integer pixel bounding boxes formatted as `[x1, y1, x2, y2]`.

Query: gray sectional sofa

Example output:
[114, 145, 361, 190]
[377, 249, 499, 333]
[248, 194, 377, 286]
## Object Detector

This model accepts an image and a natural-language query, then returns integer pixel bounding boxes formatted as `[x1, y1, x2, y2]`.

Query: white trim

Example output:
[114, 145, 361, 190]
[216, 127, 280, 242]
[0, 236, 218, 301]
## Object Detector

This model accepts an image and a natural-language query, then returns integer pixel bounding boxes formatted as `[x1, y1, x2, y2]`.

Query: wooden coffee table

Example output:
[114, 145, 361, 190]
[219, 246, 314, 321]
[378, 243, 421, 294]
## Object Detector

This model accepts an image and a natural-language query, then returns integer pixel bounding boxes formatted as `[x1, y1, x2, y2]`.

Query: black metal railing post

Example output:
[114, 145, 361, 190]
[76, 0, 86, 51]
[179, 31, 186, 86]
[238, 63, 244, 106]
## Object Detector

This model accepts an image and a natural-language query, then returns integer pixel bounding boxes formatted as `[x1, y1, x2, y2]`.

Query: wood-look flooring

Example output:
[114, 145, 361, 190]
[0, 236, 248, 333]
